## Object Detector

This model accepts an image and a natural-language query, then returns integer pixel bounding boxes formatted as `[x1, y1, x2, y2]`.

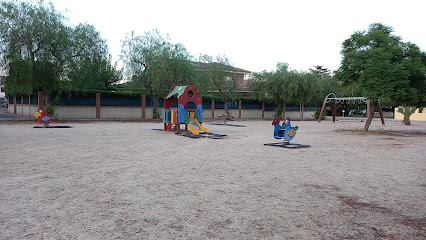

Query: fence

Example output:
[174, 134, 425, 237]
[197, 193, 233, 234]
[7, 91, 317, 120]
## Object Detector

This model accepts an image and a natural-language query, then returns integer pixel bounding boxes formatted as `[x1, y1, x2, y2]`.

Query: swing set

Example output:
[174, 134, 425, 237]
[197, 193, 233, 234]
[317, 93, 385, 125]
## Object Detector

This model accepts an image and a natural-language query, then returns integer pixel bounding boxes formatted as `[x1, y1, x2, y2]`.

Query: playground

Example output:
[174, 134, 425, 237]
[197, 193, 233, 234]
[0, 119, 425, 239]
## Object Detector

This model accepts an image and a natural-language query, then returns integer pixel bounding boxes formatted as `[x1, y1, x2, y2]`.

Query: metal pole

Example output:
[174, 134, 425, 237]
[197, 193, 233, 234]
[318, 97, 327, 122]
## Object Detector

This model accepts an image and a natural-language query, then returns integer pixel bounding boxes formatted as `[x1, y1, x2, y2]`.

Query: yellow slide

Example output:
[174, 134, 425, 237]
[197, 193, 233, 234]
[187, 119, 208, 135]
[194, 118, 208, 133]
[187, 122, 200, 135]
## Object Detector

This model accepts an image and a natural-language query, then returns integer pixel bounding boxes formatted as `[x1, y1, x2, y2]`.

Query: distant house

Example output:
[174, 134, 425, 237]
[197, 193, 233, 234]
[111, 62, 253, 97]
[194, 62, 252, 96]
[0, 73, 7, 99]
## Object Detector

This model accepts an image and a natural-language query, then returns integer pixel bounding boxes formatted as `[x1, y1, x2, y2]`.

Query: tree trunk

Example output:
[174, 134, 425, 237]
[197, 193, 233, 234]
[403, 116, 411, 125]
[363, 100, 376, 132]
[276, 100, 284, 118]
[41, 84, 50, 106]
[224, 100, 229, 114]
[152, 95, 160, 119]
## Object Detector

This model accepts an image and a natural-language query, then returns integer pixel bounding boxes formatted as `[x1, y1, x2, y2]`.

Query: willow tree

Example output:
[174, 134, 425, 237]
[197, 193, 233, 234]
[121, 29, 196, 118]
[249, 63, 318, 117]
[0, 0, 69, 101]
[337, 23, 426, 132]
[0, 1, 120, 103]
[67, 23, 121, 91]
[196, 54, 239, 114]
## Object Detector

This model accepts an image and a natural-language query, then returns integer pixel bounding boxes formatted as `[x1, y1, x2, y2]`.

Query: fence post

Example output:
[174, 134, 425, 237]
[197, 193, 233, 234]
[13, 96, 17, 113]
[96, 93, 101, 119]
[141, 95, 146, 119]
[28, 95, 31, 114]
[282, 104, 286, 119]
[21, 96, 24, 115]
[262, 101, 265, 118]
[238, 100, 242, 119]
[37, 91, 44, 110]
[211, 99, 215, 118]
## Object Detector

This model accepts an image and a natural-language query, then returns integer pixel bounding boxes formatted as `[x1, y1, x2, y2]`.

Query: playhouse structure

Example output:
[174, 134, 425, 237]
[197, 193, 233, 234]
[163, 85, 208, 135]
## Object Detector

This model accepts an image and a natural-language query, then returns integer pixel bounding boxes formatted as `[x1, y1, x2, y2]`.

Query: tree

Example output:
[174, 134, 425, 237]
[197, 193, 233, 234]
[309, 65, 331, 78]
[0, 0, 69, 101]
[337, 23, 426, 132]
[309, 66, 343, 99]
[0, 1, 120, 102]
[121, 29, 195, 118]
[249, 63, 318, 117]
[397, 106, 416, 125]
[196, 54, 239, 114]
[67, 23, 121, 91]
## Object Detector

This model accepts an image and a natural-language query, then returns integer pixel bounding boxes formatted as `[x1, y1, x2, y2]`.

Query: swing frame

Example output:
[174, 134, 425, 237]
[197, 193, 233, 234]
[317, 93, 385, 125]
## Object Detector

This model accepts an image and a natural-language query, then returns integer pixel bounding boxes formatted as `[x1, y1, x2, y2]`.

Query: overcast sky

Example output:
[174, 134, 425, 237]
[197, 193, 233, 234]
[50, 0, 425, 73]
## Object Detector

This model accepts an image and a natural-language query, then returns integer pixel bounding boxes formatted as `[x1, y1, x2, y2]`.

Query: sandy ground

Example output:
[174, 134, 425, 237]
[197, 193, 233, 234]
[0, 118, 425, 239]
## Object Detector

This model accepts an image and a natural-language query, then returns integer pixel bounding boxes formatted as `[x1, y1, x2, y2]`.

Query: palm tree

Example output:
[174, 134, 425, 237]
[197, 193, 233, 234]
[397, 106, 416, 125]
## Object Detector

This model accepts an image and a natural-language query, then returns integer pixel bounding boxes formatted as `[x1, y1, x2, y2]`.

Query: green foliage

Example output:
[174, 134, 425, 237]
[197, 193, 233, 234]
[337, 23, 425, 106]
[43, 95, 59, 119]
[4, 60, 35, 96]
[397, 106, 416, 116]
[196, 54, 239, 111]
[44, 102, 57, 119]
[397, 106, 416, 125]
[0, 0, 67, 99]
[249, 63, 320, 116]
[0, 1, 121, 102]
[67, 24, 121, 90]
[337, 23, 426, 131]
[274, 108, 283, 118]
[121, 29, 196, 118]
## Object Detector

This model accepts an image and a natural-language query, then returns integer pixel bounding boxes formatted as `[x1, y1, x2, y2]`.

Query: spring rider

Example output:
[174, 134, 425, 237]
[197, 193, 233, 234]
[264, 117, 310, 148]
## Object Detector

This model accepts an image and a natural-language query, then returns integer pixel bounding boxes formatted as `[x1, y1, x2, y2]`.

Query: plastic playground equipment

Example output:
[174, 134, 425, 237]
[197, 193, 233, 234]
[163, 85, 208, 135]
[264, 117, 310, 148]
[34, 109, 53, 125]
[272, 117, 298, 142]
[33, 109, 71, 128]
[218, 112, 233, 125]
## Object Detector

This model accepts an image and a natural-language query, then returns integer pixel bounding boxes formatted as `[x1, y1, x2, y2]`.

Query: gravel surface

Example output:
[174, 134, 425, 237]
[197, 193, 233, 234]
[0, 119, 425, 239]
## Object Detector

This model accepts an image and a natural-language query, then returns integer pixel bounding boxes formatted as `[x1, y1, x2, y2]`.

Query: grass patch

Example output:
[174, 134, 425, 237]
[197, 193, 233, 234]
[336, 126, 364, 133]
[335, 127, 388, 135]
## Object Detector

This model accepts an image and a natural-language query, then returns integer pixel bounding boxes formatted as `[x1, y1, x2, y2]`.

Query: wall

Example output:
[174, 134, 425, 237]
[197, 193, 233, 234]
[7, 92, 318, 120]
[0, 85, 5, 98]
[101, 107, 143, 119]
[394, 107, 426, 121]
[56, 106, 96, 119]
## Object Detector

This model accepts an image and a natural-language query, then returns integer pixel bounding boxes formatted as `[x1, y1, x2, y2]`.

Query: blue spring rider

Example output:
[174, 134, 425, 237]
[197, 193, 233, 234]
[272, 117, 298, 142]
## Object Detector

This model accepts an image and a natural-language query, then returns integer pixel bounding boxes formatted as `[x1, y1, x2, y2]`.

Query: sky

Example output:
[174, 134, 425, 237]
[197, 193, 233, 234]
[50, 0, 426, 73]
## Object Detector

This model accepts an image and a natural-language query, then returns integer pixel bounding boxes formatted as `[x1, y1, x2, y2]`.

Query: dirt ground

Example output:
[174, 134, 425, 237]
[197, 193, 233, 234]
[0, 118, 425, 239]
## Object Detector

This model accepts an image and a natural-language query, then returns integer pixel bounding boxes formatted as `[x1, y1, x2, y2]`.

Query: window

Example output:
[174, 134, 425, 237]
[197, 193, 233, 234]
[1, 87, 4, 92]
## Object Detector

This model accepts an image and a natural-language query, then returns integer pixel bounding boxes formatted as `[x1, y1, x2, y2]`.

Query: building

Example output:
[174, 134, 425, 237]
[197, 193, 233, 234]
[0, 73, 7, 99]
[193, 62, 252, 96]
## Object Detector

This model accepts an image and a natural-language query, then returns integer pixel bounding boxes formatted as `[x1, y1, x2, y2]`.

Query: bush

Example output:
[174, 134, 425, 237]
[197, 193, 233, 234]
[44, 103, 57, 119]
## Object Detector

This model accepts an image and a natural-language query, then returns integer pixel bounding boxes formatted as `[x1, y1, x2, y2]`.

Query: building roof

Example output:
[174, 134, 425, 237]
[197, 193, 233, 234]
[0, 75, 7, 85]
[193, 62, 251, 74]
